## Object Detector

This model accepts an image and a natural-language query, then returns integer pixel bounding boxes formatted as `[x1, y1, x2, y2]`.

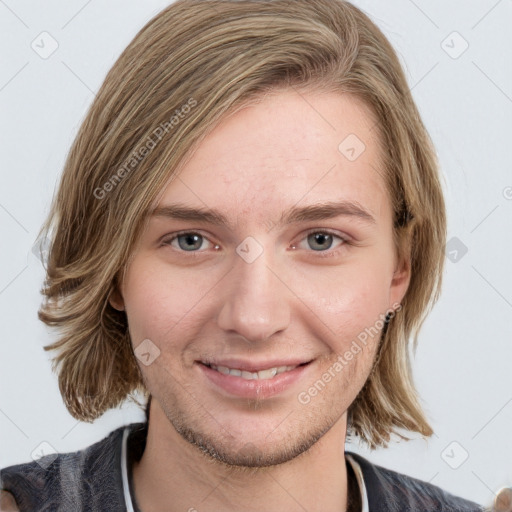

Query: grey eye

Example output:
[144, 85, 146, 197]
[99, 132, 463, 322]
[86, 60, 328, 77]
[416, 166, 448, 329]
[307, 232, 334, 251]
[176, 233, 204, 251]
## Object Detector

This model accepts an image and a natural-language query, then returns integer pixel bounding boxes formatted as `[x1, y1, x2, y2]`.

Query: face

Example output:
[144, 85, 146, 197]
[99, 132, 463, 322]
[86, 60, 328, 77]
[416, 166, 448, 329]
[113, 88, 410, 467]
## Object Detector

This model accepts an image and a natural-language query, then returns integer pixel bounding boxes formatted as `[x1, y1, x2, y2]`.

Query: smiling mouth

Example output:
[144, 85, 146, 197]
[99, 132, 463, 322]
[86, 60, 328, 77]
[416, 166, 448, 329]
[200, 361, 311, 381]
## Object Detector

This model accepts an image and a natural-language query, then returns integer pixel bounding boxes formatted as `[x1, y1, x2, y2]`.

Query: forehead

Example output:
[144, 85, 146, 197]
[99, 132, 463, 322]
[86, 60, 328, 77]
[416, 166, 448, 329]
[157, 89, 389, 226]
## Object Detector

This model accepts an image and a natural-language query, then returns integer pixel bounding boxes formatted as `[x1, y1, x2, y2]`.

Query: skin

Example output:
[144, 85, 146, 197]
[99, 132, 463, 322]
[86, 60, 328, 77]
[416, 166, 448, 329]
[0, 490, 18, 511]
[110, 88, 411, 512]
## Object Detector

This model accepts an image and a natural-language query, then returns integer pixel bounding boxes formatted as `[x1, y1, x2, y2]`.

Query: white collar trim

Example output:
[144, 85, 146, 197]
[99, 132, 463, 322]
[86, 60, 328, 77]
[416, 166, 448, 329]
[121, 427, 136, 512]
[121, 426, 369, 512]
[346, 453, 370, 512]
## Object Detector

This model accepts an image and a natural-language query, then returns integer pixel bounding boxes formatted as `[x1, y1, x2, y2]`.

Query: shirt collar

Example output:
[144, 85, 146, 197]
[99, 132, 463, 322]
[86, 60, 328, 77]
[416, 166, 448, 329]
[121, 427, 136, 512]
[346, 453, 370, 512]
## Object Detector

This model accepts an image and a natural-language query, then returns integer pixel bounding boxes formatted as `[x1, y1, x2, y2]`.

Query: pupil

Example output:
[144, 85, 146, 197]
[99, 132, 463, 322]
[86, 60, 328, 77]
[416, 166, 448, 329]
[179, 234, 201, 251]
[310, 233, 332, 251]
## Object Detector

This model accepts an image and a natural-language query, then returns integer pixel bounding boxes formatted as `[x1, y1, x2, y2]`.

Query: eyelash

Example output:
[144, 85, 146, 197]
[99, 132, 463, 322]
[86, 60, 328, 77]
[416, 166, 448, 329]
[160, 229, 351, 258]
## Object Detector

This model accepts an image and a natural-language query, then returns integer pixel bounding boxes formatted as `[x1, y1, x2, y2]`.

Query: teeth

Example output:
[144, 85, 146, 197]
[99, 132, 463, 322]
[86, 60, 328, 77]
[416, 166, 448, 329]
[209, 364, 297, 380]
[216, 366, 231, 376]
[257, 367, 277, 379]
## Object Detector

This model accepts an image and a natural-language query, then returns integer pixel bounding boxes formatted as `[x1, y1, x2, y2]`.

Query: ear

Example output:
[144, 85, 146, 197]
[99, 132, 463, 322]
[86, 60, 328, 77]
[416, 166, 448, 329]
[109, 286, 125, 311]
[389, 233, 412, 307]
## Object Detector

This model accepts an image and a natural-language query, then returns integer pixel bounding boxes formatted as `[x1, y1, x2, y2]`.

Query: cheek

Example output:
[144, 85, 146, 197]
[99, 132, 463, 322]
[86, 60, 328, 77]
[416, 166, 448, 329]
[122, 259, 210, 344]
[303, 257, 392, 318]
[297, 257, 392, 352]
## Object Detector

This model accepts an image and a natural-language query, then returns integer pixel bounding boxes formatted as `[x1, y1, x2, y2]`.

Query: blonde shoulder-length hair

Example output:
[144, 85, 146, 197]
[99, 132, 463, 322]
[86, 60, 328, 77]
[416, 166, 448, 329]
[38, 0, 446, 449]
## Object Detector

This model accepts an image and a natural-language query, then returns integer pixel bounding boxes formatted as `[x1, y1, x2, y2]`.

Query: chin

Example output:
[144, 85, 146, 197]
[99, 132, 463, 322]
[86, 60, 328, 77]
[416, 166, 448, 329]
[162, 397, 343, 469]
[174, 421, 329, 468]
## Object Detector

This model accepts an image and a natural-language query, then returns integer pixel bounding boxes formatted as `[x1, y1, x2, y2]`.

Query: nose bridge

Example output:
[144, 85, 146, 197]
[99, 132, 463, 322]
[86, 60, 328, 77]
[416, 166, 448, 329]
[216, 237, 291, 342]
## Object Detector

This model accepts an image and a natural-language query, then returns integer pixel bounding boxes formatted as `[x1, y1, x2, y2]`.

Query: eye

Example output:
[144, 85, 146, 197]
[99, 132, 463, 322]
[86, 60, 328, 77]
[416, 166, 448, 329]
[294, 229, 349, 256]
[161, 231, 218, 252]
[160, 229, 350, 256]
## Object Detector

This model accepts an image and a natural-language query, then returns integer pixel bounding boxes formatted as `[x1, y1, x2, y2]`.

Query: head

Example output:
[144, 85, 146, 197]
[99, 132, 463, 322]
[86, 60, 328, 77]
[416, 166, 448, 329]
[39, 0, 446, 453]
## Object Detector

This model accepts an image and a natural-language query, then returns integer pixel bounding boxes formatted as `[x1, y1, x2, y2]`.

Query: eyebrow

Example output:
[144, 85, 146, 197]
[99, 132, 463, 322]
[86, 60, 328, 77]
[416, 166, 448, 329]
[151, 200, 376, 229]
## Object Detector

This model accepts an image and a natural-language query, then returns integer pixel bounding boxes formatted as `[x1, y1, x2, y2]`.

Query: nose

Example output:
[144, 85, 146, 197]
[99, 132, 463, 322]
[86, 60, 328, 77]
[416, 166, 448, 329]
[216, 243, 291, 343]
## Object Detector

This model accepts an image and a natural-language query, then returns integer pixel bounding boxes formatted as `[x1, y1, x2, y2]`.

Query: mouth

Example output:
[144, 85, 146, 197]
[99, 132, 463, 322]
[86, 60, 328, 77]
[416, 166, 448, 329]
[201, 361, 311, 380]
[196, 359, 314, 399]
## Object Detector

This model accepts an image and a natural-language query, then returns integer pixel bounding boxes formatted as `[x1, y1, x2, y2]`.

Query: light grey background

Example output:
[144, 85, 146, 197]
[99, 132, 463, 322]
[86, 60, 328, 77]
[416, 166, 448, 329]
[1, 0, 511, 507]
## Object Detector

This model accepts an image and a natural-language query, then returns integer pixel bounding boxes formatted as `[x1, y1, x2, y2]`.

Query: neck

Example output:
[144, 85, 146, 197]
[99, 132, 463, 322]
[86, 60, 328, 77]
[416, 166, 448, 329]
[132, 401, 350, 512]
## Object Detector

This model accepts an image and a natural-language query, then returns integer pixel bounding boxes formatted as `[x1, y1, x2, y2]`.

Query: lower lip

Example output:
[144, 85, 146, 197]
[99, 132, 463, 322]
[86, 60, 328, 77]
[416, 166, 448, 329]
[197, 362, 312, 399]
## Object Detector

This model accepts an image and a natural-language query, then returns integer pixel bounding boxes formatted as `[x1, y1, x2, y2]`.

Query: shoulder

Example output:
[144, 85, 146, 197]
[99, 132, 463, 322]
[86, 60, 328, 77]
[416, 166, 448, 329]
[0, 422, 145, 512]
[346, 451, 486, 512]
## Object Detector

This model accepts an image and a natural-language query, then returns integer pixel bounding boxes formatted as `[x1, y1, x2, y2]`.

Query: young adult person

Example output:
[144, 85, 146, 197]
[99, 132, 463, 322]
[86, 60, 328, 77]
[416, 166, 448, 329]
[0, 1, 486, 510]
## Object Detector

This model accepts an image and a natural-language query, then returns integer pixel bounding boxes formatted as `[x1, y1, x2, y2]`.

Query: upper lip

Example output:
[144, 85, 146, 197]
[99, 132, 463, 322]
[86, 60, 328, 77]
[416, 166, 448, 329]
[198, 358, 314, 372]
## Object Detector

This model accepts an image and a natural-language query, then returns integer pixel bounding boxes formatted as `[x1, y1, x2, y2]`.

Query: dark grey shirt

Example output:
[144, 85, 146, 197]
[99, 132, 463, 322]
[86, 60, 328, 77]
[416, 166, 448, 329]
[1, 422, 485, 511]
